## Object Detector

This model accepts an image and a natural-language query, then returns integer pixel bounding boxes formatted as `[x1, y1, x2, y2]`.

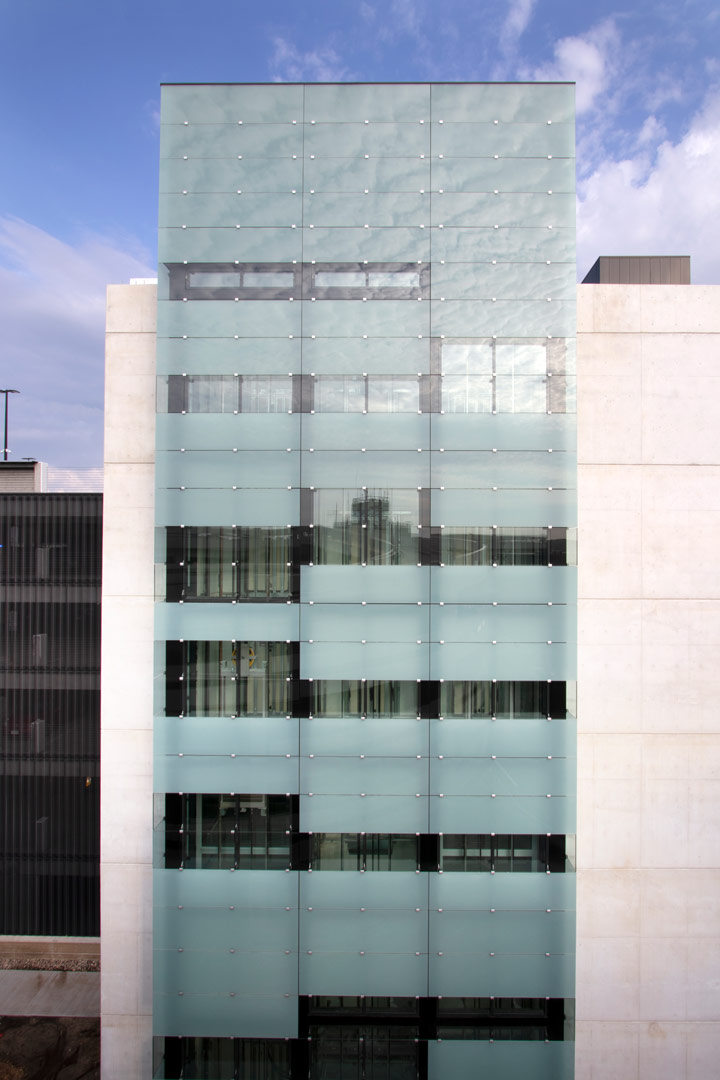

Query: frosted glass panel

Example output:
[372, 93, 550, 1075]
[301, 641, 429, 680]
[300, 717, 427, 758]
[429, 795, 575, 834]
[302, 567, 430, 604]
[299, 952, 428, 997]
[156, 414, 301, 452]
[429, 757, 575, 797]
[430, 717, 574, 758]
[154, 716, 299, 758]
[300, 604, 427, 642]
[300, 908, 427, 952]
[429, 909, 575, 954]
[300, 794, 428, 833]
[153, 990, 297, 1038]
[430, 414, 576, 452]
[430, 568, 577, 605]
[428, 951, 575, 997]
[154, 488, 299, 527]
[154, 754, 298, 794]
[301, 757, 427, 796]
[432, 488, 577, 527]
[303, 415, 429, 451]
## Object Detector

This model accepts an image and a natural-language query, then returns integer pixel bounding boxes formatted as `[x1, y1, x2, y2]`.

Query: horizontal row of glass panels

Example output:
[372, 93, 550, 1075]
[155, 335, 577, 376]
[160, 192, 575, 229]
[161, 262, 577, 302]
[161, 84, 575, 124]
[159, 226, 576, 263]
[154, 716, 576, 759]
[160, 123, 574, 160]
[155, 757, 575, 795]
[157, 300, 576, 340]
[160, 155, 577, 195]
[155, 488, 577, 527]
[155, 450, 576, 488]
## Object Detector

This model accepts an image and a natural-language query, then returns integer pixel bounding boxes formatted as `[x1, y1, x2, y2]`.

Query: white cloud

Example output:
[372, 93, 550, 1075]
[499, 0, 537, 55]
[636, 115, 666, 147]
[0, 217, 154, 467]
[269, 37, 356, 82]
[577, 90, 720, 282]
[527, 19, 620, 114]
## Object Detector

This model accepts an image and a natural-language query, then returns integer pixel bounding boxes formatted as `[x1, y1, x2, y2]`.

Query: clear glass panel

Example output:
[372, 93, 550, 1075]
[188, 376, 238, 413]
[366, 378, 420, 413]
[188, 272, 242, 288]
[442, 342, 493, 374]
[178, 641, 292, 717]
[314, 376, 366, 412]
[310, 834, 419, 871]
[315, 272, 367, 287]
[311, 681, 419, 718]
[441, 375, 493, 413]
[178, 793, 292, 869]
[244, 271, 295, 287]
[312, 489, 420, 565]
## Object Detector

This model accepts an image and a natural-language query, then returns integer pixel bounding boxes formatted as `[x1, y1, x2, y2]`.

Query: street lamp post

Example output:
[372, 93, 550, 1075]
[0, 389, 20, 461]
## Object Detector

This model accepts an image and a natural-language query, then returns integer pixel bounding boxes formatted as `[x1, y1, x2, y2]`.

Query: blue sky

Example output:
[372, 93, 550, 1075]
[1, 0, 719, 469]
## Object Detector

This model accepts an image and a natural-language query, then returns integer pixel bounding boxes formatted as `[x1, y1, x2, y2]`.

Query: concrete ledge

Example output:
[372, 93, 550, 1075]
[0, 971, 99, 1018]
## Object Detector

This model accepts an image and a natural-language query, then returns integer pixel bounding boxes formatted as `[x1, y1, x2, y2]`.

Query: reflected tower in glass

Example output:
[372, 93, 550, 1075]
[153, 82, 576, 1080]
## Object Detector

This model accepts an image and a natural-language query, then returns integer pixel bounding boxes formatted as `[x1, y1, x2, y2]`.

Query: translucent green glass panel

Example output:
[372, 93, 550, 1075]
[430, 261, 577, 301]
[303, 123, 429, 158]
[161, 85, 304, 124]
[430, 450, 575, 488]
[431, 122, 574, 158]
[299, 952, 428, 997]
[430, 415, 576, 452]
[427, 1041, 574, 1080]
[429, 909, 575, 954]
[429, 642, 575, 681]
[155, 489, 299, 527]
[300, 604, 427, 643]
[301, 642, 429, 680]
[303, 415, 430, 451]
[301, 335, 430, 374]
[155, 604, 298, 642]
[154, 753, 298, 794]
[157, 413, 300, 451]
[432, 489, 576, 527]
[301, 568, 430, 604]
[430, 717, 574, 758]
[301, 227, 430, 263]
[159, 157, 304, 193]
[158, 227, 303, 263]
[428, 952, 574, 997]
[303, 156, 431, 191]
[153, 990, 297, 1039]
[430, 299, 575, 338]
[304, 84, 430, 123]
[431, 227, 575, 263]
[430, 568, 576, 604]
[300, 870, 427, 907]
[300, 757, 427, 796]
[157, 948, 296, 998]
[429, 795, 576, 834]
[155, 450, 299, 488]
[160, 123, 304, 159]
[430, 155, 575, 192]
[300, 908, 427, 953]
[429, 757, 575, 797]
[155, 903, 297, 952]
[303, 192, 428, 227]
[428, 870, 575, 910]
[430, 84, 575, 123]
[300, 793, 428, 833]
[301, 451, 429, 488]
[156, 336, 302, 376]
[157, 300, 301, 339]
[154, 867, 297, 908]
[301, 299, 428, 338]
[429, 604, 576, 643]
[431, 192, 575, 229]
[154, 716, 298, 758]
[159, 192, 300, 229]
[300, 717, 427, 758]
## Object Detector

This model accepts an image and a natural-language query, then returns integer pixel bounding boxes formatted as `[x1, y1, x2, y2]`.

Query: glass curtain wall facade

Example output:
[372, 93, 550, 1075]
[154, 82, 576, 1080]
[0, 494, 101, 935]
